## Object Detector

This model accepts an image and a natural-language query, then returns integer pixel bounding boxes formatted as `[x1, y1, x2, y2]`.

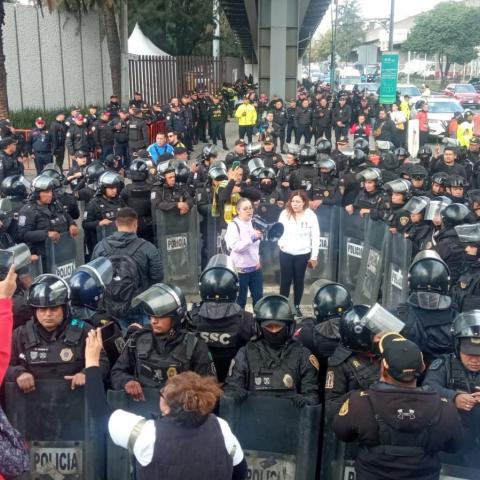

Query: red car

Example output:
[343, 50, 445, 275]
[444, 83, 480, 107]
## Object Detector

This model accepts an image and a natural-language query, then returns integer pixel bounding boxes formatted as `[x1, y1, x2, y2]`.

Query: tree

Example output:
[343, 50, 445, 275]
[403, 2, 480, 86]
[311, 30, 333, 62]
[334, 0, 364, 62]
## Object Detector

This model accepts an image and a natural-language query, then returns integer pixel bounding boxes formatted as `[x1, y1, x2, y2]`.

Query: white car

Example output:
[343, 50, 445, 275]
[414, 97, 464, 138]
[397, 84, 422, 105]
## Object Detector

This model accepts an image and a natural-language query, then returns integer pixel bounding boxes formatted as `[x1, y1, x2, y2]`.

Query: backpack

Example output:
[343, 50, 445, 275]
[102, 237, 144, 320]
[0, 406, 30, 476]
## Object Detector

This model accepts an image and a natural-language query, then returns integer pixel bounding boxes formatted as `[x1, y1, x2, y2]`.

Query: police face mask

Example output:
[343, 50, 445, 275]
[261, 324, 288, 347]
[260, 180, 274, 194]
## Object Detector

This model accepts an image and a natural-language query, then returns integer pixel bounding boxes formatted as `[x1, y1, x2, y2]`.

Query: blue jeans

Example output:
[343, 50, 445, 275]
[237, 269, 264, 309]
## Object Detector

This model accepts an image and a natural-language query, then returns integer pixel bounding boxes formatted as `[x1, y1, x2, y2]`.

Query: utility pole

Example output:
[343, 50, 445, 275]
[388, 0, 395, 51]
[308, 31, 312, 78]
[330, 0, 338, 89]
[119, 0, 129, 106]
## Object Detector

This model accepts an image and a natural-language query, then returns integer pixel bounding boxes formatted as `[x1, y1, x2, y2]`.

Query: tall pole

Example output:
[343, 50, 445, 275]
[308, 31, 312, 78]
[388, 0, 395, 51]
[330, 0, 338, 90]
[213, 0, 220, 87]
[119, 0, 129, 106]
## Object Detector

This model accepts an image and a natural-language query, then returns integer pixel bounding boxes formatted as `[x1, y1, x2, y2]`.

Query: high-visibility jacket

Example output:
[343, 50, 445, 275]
[235, 104, 257, 126]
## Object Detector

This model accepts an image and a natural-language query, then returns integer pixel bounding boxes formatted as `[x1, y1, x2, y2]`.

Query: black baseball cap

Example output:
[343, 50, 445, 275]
[337, 135, 348, 145]
[379, 333, 424, 381]
[460, 337, 480, 355]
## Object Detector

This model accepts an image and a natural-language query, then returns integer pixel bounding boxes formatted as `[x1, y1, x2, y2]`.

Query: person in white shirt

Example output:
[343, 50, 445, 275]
[277, 190, 320, 317]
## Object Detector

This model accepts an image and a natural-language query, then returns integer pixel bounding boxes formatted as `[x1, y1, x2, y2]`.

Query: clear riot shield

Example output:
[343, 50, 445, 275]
[96, 224, 116, 242]
[4, 380, 105, 479]
[44, 233, 77, 279]
[305, 205, 339, 285]
[258, 202, 282, 281]
[153, 205, 200, 293]
[383, 232, 413, 310]
[200, 205, 221, 270]
[337, 211, 367, 293]
[353, 218, 388, 305]
[106, 389, 162, 480]
[220, 396, 322, 480]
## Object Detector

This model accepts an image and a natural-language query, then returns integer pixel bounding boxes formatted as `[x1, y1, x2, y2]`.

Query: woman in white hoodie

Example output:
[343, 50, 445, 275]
[277, 190, 320, 316]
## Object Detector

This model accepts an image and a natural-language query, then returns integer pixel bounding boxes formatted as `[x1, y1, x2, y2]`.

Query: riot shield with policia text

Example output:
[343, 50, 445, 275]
[44, 233, 77, 280]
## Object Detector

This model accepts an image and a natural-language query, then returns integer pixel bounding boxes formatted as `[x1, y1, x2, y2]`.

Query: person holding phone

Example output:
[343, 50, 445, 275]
[224, 198, 264, 309]
[277, 190, 320, 317]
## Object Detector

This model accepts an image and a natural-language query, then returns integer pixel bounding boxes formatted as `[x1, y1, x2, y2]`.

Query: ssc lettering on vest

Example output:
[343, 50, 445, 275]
[33, 445, 82, 476]
[199, 331, 232, 345]
[346, 242, 363, 259]
[166, 235, 188, 251]
[56, 261, 76, 279]
[391, 267, 403, 290]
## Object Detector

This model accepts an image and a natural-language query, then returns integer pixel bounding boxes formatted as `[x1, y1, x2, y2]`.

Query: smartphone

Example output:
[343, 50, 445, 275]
[232, 160, 241, 169]
[100, 322, 117, 342]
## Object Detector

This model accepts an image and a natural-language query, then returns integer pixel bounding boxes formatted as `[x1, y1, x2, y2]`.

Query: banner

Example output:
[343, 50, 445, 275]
[379, 53, 399, 104]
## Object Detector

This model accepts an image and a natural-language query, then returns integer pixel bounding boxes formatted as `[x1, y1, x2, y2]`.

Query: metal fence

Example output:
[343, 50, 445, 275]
[128, 55, 244, 105]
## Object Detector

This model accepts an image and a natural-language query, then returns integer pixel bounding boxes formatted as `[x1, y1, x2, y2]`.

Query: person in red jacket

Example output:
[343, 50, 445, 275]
[349, 113, 372, 140]
[417, 102, 429, 146]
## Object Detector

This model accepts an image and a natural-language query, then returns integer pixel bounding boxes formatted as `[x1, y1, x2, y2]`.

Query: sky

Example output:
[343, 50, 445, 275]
[317, 0, 464, 35]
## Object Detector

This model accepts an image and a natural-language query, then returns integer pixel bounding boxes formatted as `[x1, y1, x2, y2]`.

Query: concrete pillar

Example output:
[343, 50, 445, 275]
[258, 0, 299, 99]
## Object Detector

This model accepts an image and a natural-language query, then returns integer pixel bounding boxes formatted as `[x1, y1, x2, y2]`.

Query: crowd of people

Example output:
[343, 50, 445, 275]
[0, 81, 479, 479]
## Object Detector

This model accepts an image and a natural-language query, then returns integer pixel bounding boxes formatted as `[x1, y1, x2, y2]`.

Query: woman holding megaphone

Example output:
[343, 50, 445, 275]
[277, 190, 320, 317]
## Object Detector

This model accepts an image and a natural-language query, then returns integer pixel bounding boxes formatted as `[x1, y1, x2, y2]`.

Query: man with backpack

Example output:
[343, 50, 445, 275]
[91, 207, 163, 329]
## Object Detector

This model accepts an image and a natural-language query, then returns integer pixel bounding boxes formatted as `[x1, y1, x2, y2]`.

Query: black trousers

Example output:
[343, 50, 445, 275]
[239, 125, 254, 143]
[286, 124, 295, 143]
[295, 125, 312, 144]
[314, 125, 332, 142]
[279, 250, 310, 306]
[212, 122, 227, 148]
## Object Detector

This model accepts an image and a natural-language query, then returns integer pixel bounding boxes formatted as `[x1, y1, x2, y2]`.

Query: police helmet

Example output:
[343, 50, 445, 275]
[256, 167, 277, 184]
[42, 163, 63, 181]
[254, 295, 295, 323]
[455, 223, 480, 245]
[376, 140, 395, 152]
[384, 179, 412, 198]
[394, 147, 409, 159]
[98, 171, 124, 192]
[447, 174, 468, 188]
[68, 258, 113, 310]
[316, 138, 332, 155]
[468, 188, 480, 206]
[1, 175, 31, 199]
[156, 160, 176, 182]
[380, 151, 399, 171]
[175, 161, 190, 184]
[408, 250, 450, 295]
[199, 254, 239, 302]
[403, 196, 430, 215]
[452, 311, 480, 357]
[247, 158, 265, 178]
[298, 144, 317, 165]
[417, 145, 432, 161]
[339, 305, 374, 353]
[28, 274, 70, 307]
[86, 162, 106, 185]
[104, 154, 122, 170]
[128, 160, 149, 182]
[31, 175, 56, 192]
[357, 167, 382, 183]
[246, 142, 262, 158]
[208, 161, 228, 181]
[312, 279, 352, 323]
[441, 203, 474, 228]
[202, 143, 219, 160]
[353, 137, 369, 155]
[351, 148, 368, 168]
[408, 164, 428, 179]
[285, 144, 299, 156]
[318, 158, 336, 174]
[431, 172, 449, 186]
[132, 283, 187, 329]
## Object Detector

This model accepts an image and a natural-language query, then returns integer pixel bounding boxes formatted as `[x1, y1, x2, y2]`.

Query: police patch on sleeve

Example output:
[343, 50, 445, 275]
[325, 370, 334, 389]
[339, 399, 349, 416]
[18, 215, 26, 226]
[309, 354, 320, 370]
[399, 216, 410, 226]
[429, 358, 444, 370]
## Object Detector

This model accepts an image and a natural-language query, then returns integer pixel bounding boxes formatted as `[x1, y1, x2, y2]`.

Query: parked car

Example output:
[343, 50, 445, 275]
[444, 83, 480, 107]
[355, 82, 379, 98]
[397, 84, 422, 105]
[468, 77, 480, 92]
[414, 96, 464, 138]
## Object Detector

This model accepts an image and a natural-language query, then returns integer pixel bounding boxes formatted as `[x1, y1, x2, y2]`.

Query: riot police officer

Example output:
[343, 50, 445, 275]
[0, 138, 24, 185]
[393, 251, 455, 362]
[259, 135, 284, 172]
[317, 157, 342, 205]
[0, 175, 31, 213]
[73, 160, 105, 204]
[424, 311, 480, 466]
[110, 283, 214, 398]
[17, 176, 78, 261]
[325, 305, 382, 410]
[446, 174, 469, 205]
[83, 171, 125, 256]
[151, 161, 194, 212]
[224, 295, 319, 407]
[295, 279, 353, 385]
[26, 117, 53, 174]
[65, 114, 90, 157]
[187, 255, 257, 382]
[403, 195, 432, 256]
[352, 168, 388, 217]
[277, 145, 299, 202]
[417, 144, 433, 169]
[377, 178, 412, 233]
[128, 108, 148, 156]
[6, 274, 110, 392]
[120, 160, 154, 242]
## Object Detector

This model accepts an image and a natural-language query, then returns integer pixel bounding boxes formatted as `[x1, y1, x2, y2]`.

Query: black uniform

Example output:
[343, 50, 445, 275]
[50, 119, 67, 168]
[6, 318, 110, 382]
[353, 189, 388, 215]
[150, 182, 194, 211]
[188, 302, 257, 383]
[260, 150, 284, 172]
[120, 182, 154, 242]
[110, 327, 214, 389]
[93, 119, 114, 160]
[333, 382, 464, 480]
[0, 150, 24, 185]
[294, 317, 340, 361]
[312, 104, 332, 142]
[289, 164, 323, 201]
[325, 345, 381, 411]
[128, 116, 149, 154]
[16, 199, 74, 257]
[277, 163, 298, 202]
[65, 123, 90, 156]
[224, 338, 319, 405]
[272, 108, 287, 151]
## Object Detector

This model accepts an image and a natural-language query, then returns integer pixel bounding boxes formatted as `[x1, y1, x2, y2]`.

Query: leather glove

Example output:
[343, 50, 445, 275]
[290, 394, 308, 408]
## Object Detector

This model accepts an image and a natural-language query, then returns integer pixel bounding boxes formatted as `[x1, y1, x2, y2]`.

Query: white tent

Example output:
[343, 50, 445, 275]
[128, 23, 170, 56]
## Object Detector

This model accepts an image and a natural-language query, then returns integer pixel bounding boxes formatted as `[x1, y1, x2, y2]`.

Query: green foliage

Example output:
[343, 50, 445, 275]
[335, 0, 364, 62]
[311, 30, 333, 62]
[403, 2, 480, 84]
[9, 107, 88, 129]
